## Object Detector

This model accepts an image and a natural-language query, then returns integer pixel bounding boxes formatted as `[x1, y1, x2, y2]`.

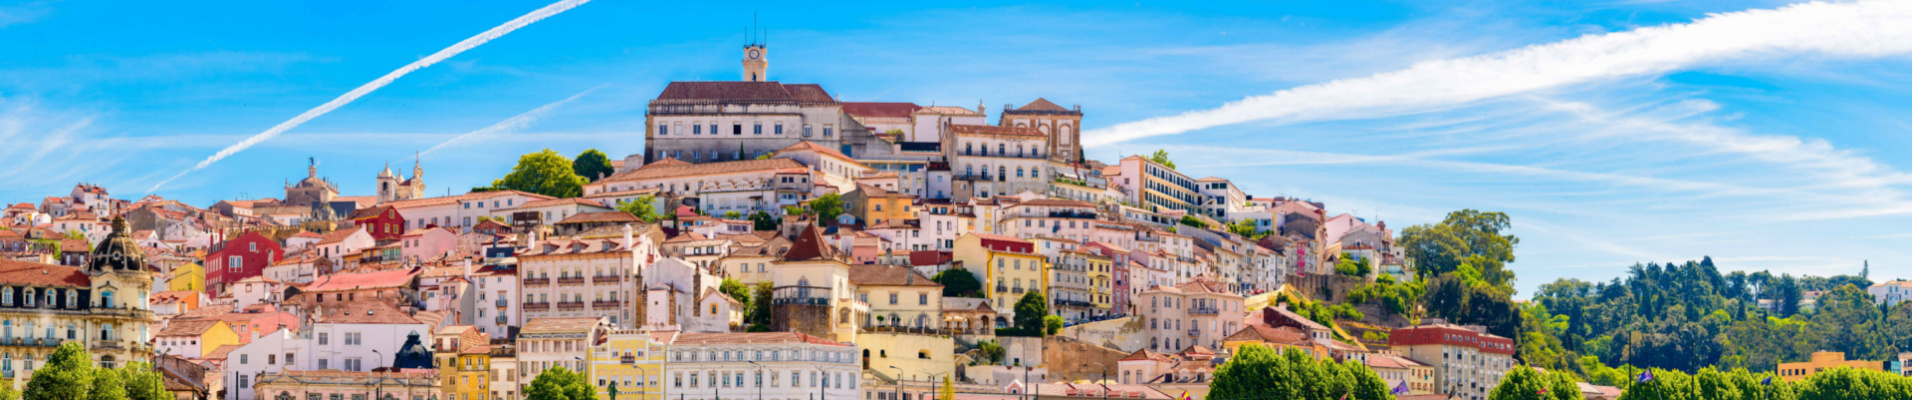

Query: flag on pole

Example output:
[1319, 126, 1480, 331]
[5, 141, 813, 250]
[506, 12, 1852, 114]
[1762, 376, 1774, 386]
[1637, 369, 1655, 383]
[1390, 381, 1409, 395]
[1538, 388, 1548, 395]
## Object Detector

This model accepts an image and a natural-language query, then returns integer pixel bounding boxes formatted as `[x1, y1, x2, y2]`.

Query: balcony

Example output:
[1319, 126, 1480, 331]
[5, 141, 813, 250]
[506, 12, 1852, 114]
[591, 301, 621, 309]
[494, 316, 509, 325]
[556, 277, 586, 286]
[1, 370, 11, 379]
[770, 286, 831, 306]
[995, 285, 1008, 293]
[1047, 211, 1097, 219]
[1188, 329, 1200, 337]
[556, 302, 584, 310]
[524, 302, 550, 311]
[1011, 287, 1025, 294]
[591, 276, 623, 285]
[495, 298, 509, 308]
[1189, 307, 1219, 315]
[522, 278, 551, 286]
[1055, 299, 1094, 308]
[92, 340, 126, 350]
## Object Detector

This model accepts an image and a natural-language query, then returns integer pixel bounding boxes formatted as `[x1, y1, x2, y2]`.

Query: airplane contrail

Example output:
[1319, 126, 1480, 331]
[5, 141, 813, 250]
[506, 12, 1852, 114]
[147, 0, 594, 193]
[1083, 0, 1912, 148]
[417, 85, 603, 158]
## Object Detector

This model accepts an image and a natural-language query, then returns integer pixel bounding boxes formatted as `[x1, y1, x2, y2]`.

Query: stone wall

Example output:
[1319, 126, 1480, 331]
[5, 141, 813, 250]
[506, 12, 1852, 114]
[771, 303, 835, 340]
[1056, 316, 1145, 352]
[1040, 336, 1130, 383]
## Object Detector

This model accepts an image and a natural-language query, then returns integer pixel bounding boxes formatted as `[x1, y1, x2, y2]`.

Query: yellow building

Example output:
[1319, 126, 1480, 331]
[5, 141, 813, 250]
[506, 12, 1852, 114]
[589, 328, 668, 400]
[1778, 351, 1882, 382]
[1084, 252, 1113, 312]
[155, 319, 240, 358]
[458, 345, 493, 400]
[848, 183, 917, 226]
[167, 262, 205, 292]
[954, 233, 1048, 318]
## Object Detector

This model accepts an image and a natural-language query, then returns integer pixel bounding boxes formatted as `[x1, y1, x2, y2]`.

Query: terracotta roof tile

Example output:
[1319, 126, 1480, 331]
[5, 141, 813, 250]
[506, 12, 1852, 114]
[841, 102, 921, 119]
[304, 268, 418, 292]
[601, 158, 806, 183]
[158, 319, 227, 337]
[848, 264, 939, 287]
[314, 301, 421, 325]
[655, 82, 836, 103]
[950, 124, 1044, 137]
[671, 332, 852, 347]
[522, 317, 604, 334]
[0, 259, 90, 287]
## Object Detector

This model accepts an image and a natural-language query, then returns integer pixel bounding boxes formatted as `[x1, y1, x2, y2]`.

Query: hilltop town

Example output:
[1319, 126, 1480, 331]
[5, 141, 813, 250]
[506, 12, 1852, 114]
[5, 38, 1912, 400]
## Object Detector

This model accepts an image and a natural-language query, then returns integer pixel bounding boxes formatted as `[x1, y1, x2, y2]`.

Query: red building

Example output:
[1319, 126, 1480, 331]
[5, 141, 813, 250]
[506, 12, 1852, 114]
[350, 205, 406, 242]
[206, 231, 284, 296]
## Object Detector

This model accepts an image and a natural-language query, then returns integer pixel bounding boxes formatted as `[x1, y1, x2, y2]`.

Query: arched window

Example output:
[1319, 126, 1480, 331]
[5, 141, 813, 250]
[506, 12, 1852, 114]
[1, 353, 9, 371]
[100, 323, 113, 341]
[998, 167, 1007, 182]
[998, 144, 1005, 156]
[1017, 144, 1024, 156]
[2, 320, 9, 338]
[1016, 167, 1024, 178]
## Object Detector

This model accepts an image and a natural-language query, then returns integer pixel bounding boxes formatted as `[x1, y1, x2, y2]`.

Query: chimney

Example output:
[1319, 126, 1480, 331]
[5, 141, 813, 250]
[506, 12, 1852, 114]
[621, 224, 634, 250]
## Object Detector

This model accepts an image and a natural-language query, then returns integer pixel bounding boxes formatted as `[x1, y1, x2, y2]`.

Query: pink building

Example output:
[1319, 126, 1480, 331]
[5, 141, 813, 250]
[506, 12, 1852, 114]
[400, 227, 458, 262]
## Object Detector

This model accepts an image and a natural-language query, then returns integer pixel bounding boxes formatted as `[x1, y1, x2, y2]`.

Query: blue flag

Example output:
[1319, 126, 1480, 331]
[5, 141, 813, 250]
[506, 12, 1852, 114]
[1638, 369, 1655, 383]
[1390, 381, 1409, 395]
[1762, 376, 1774, 385]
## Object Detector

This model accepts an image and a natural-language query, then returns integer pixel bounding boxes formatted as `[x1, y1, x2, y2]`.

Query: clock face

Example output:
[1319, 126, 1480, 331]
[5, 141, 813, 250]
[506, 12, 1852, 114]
[749, 49, 760, 59]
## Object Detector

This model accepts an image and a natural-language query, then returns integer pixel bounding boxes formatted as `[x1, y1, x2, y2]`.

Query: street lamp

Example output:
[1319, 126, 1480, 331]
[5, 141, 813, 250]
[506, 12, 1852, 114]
[812, 365, 831, 400]
[927, 372, 950, 400]
[747, 361, 764, 400]
[1088, 362, 1108, 400]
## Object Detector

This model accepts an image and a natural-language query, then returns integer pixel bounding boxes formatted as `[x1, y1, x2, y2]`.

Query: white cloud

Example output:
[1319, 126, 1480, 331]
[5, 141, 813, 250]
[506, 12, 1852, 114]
[1084, 1, 1912, 148]
[146, 0, 596, 194]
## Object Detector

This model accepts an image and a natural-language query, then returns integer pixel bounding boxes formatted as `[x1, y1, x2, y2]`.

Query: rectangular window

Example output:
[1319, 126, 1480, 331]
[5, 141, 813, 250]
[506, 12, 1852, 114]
[674, 122, 683, 135]
[754, 123, 763, 135]
[318, 332, 329, 345]
[775, 122, 784, 135]
[658, 124, 668, 135]
[693, 123, 702, 135]
[823, 125, 833, 137]
[318, 358, 329, 370]
[733, 124, 743, 135]
[803, 125, 813, 137]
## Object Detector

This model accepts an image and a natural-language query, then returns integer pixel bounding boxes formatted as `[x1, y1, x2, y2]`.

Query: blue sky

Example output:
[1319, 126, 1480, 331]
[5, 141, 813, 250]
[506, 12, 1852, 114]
[4, 0, 1909, 295]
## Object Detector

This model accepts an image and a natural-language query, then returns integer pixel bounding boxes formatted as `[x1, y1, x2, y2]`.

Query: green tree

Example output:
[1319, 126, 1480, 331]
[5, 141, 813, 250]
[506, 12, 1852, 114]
[494, 149, 589, 198]
[1334, 255, 1371, 277]
[87, 368, 125, 400]
[1013, 290, 1050, 336]
[1043, 315, 1065, 335]
[1399, 209, 1519, 289]
[749, 211, 779, 231]
[1150, 149, 1176, 169]
[723, 211, 742, 220]
[122, 362, 169, 400]
[0, 382, 17, 400]
[719, 278, 751, 304]
[976, 340, 1006, 365]
[940, 375, 956, 400]
[1487, 367, 1581, 400]
[525, 367, 595, 400]
[746, 282, 773, 328]
[931, 269, 983, 298]
[26, 342, 93, 400]
[572, 149, 615, 182]
[1177, 215, 1206, 229]
[618, 194, 659, 223]
[810, 193, 844, 225]
[1210, 345, 1390, 400]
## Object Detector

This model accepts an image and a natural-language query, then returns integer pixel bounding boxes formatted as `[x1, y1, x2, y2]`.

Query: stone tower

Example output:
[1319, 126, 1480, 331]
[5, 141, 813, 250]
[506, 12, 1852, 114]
[743, 43, 768, 82]
[377, 162, 400, 203]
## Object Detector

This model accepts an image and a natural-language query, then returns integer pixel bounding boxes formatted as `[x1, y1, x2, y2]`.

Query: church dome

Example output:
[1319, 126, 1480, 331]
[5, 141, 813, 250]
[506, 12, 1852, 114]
[310, 202, 339, 221]
[392, 331, 435, 369]
[88, 216, 147, 273]
[379, 162, 398, 179]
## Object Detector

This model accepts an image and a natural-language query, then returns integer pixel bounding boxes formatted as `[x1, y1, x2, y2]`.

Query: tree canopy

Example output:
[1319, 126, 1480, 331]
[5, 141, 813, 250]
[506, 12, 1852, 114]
[493, 149, 589, 198]
[1011, 290, 1050, 337]
[525, 366, 596, 400]
[1150, 149, 1176, 169]
[810, 193, 845, 225]
[618, 194, 659, 223]
[1487, 366, 1581, 400]
[27, 342, 93, 400]
[1209, 344, 1390, 400]
[749, 210, 780, 231]
[932, 269, 983, 298]
[572, 149, 615, 182]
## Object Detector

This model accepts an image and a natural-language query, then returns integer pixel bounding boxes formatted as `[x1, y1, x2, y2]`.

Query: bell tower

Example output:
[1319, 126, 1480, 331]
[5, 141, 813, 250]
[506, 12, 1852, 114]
[742, 18, 767, 82]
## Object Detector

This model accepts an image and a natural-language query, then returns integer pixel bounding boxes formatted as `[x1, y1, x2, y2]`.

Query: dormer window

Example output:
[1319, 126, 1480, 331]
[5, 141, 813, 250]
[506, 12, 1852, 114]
[22, 288, 32, 307]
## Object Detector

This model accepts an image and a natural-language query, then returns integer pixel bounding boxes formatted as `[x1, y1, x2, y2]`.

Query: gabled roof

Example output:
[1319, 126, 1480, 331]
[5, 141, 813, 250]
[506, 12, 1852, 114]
[317, 226, 365, 245]
[1014, 98, 1069, 112]
[0, 259, 90, 287]
[655, 82, 836, 103]
[848, 264, 940, 287]
[157, 319, 227, 337]
[304, 268, 418, 292]
[1222, 325, 1310, 345]
[780, 226, 843, 262]
[522, 317, 603, 334]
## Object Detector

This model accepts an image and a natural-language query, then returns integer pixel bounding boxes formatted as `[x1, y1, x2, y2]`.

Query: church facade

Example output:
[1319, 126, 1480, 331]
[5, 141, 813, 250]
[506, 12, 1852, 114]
[377, 158, 426, 204]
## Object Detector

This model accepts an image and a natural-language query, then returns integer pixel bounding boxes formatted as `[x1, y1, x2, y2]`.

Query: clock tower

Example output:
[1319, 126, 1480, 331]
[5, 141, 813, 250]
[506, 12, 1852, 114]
[743, 44, 767, 82]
